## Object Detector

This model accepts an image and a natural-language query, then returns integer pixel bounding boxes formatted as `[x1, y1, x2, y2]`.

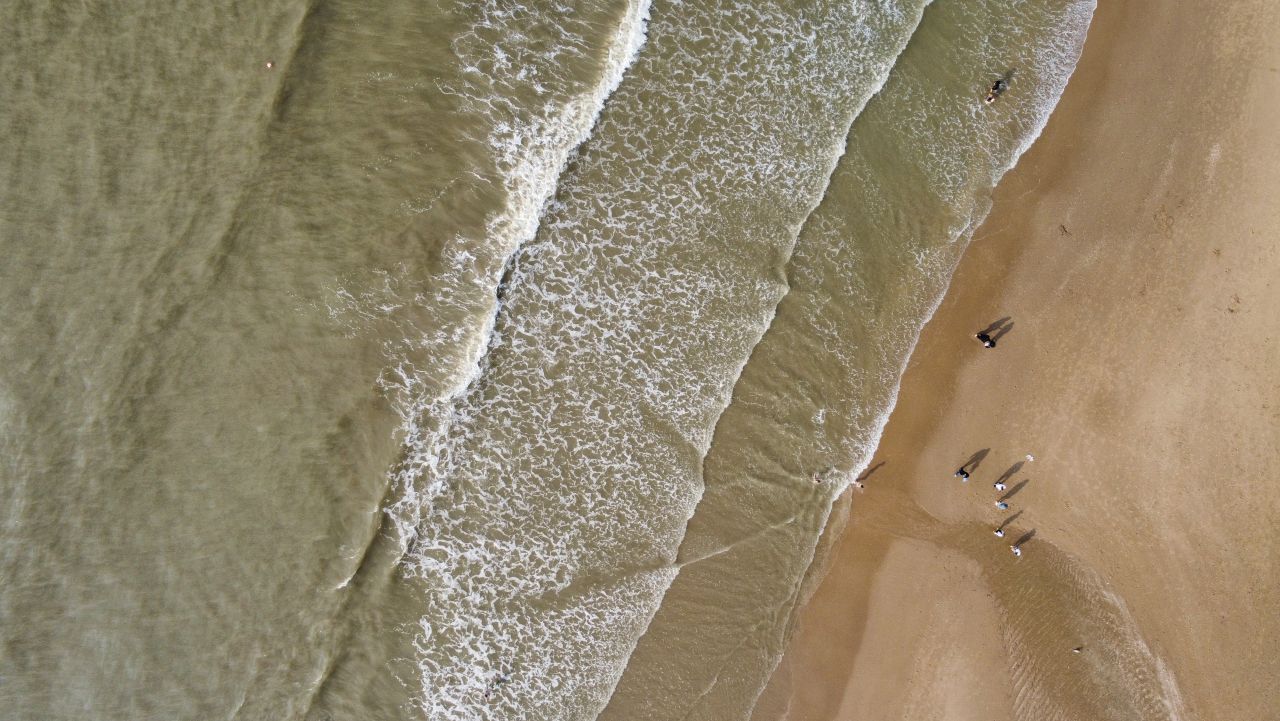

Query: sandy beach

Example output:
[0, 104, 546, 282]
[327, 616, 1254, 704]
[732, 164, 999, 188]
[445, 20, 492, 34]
[751, 2, 1280, 720]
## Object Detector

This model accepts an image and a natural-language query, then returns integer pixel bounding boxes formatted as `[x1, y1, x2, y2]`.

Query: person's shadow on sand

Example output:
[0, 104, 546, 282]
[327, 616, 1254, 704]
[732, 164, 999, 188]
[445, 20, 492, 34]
[999, 479, 1030, 502]
[857, 462, 886, 483]
[977, 317, 1015, 345]
[961, 448, 990, 474]
[995, 462, 1024, 485]
[998, 510, 1024, 530]
[978, 317, 1010, 336]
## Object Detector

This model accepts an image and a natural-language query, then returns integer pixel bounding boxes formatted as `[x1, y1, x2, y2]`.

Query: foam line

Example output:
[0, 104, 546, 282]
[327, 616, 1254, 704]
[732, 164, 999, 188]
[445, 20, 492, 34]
[381, 0, 653, 550]
[588, 3, 935, 709]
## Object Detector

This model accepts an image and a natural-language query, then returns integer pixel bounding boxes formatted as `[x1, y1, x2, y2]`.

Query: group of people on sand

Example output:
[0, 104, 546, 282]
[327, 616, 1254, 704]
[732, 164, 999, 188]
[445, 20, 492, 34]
[955, 432, 1086, 653]
[953, 320, 1029, 558]
[953, 459, 1023, 557]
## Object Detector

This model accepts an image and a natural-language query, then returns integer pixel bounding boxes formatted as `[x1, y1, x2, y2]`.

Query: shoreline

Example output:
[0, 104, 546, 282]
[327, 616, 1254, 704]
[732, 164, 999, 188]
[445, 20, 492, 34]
[752, 1, 1280, 720]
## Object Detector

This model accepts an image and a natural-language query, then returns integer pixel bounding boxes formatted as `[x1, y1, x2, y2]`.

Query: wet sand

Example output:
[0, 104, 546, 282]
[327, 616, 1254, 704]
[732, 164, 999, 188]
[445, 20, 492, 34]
[752, 1, 1280, 720]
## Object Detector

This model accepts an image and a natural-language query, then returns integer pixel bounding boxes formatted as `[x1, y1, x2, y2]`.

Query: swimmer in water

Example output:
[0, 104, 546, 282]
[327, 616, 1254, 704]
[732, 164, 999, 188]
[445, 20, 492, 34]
[984, 78, 1008, 104]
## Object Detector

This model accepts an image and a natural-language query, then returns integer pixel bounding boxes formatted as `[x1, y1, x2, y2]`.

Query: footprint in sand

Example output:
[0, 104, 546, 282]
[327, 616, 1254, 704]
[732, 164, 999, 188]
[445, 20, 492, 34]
[1153, 205, 1175, 236]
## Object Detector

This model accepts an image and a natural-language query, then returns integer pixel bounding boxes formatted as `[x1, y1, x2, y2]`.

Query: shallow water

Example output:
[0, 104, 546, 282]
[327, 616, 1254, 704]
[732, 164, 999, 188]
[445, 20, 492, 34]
[0, 0, 1092, 719]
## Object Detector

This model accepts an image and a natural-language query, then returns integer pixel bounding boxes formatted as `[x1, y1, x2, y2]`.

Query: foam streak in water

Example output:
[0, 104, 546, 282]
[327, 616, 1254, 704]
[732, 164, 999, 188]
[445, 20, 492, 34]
[380, 0, 653, 548]
[392, 2, 937, 720]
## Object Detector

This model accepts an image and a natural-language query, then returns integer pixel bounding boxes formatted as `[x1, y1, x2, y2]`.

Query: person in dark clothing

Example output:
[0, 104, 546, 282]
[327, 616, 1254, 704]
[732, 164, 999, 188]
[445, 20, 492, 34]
[984, 78, 1008, 104]
[976, 331, 996, 348]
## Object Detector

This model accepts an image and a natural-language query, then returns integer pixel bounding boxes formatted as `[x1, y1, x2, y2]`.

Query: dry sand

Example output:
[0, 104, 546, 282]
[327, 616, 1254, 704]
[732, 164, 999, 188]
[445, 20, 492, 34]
[751, 1, 1280, 720]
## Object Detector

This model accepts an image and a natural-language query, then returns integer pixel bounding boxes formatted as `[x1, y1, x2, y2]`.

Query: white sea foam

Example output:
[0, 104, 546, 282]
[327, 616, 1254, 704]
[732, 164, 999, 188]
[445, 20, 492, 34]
[365, 0, 655, 548]
[387, 2, 936, 719]
[333, 0, 1104, 718]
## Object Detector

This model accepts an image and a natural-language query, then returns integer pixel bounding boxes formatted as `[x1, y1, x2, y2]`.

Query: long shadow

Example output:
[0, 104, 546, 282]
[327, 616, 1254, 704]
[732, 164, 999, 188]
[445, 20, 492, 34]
[996, 462, 1024, 485]
[991, 321, 1015, 343]
[999, 478, 1030, 502]
[961, 448, 990, 474]
[857, 461, 885, 482]
[978, 317, 1011, 336]
[997, 510, 1023, 530]
[1013, 528, 1037, 547]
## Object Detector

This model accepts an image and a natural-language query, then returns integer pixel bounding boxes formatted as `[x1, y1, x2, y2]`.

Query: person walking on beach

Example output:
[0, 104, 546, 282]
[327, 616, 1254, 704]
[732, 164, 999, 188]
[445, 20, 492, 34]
[994, 481, 1007, 491]
[1010, 544, 1022, 557]
[995, 500, 1009, 510]
[993, 527, 1005, 538]
[954, 467, 970, 481]
[976, 331, 996, 348]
